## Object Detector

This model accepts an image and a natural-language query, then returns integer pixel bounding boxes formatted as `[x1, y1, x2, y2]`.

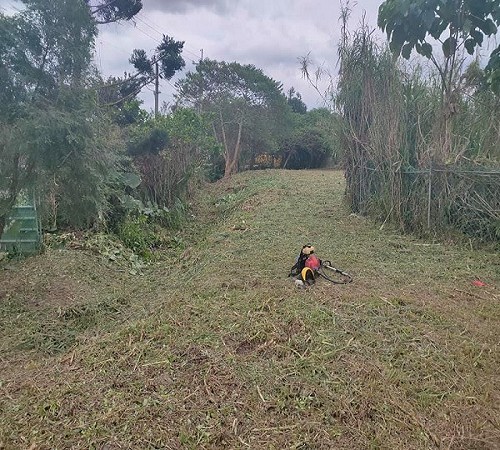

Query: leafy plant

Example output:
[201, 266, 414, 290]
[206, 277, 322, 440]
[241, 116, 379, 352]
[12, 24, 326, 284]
[378, 0, 500, 94]
[117, 215, 157, 258]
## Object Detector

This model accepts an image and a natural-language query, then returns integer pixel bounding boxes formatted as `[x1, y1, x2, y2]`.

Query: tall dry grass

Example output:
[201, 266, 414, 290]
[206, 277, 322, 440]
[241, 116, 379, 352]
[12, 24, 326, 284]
[337, 21, 500, 243]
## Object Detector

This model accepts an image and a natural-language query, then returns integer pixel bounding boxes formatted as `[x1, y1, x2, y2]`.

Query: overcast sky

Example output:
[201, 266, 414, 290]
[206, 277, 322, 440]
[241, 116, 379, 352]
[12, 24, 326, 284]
[1, 0, 382, 111]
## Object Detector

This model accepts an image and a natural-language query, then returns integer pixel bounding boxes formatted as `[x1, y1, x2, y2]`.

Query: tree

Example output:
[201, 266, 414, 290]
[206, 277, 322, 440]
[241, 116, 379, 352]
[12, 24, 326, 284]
[95, 35, 184, 116]
[86, 0, 142, 24]
[378, 0, 500, 94]
[25, 89, 124, 229]
[378, 0, 500, 160]
[281, 108, 339, 169]
[0, 0, 124, 231]
[0, 0, 97, 231]
[287, 87, 307, 114]
[175, 59, 289, 177]
[0, 0, 96, 116]
[129, 35, 185, 114]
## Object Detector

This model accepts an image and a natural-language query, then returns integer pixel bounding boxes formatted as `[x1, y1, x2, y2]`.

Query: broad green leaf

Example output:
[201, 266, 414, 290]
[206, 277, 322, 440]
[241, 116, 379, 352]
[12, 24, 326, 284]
[420, 42, 433, 58]
[390, 25, 407, 55]
[464, 38, 475, 55]
[421, 9, 435, 31]
[479, 18, 497, 36]
[401, 43, 413, 59]
[462, 18, 472, 34]
[122, 172, 141, 189]
[486, 46, 500, 94]
[442, 37, 457, 58]
[470, 29, 484, 46]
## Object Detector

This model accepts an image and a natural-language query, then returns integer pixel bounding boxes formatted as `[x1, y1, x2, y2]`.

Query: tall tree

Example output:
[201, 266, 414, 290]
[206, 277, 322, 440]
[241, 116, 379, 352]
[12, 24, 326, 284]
[0, 0, 123, 231]
[86, 0, 142, 24]
[378, 0, 500, 160]
[0, 0, 97, 232]
[0, 0, 96, 115]
[129, 35, 185, 114]
[175, 59, 289, 177]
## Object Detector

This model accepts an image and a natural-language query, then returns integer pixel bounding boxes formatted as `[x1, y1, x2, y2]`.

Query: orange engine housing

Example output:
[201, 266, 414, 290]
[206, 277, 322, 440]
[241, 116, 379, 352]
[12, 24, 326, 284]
[305, 254, 321, 271]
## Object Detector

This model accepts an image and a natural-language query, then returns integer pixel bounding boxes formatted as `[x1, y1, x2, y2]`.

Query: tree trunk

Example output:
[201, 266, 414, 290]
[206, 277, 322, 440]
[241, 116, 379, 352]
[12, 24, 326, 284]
[0, 215, 6, 239]
[219, 112, 234, 177]
[224, 119, 243, 178]
[282, 151, 293, 169]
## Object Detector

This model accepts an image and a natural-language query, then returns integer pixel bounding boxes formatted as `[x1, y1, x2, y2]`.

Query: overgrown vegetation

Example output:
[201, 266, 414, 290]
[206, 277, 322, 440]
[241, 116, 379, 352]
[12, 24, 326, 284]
[336, 3, 500, 243]
[1, 1, 336, 255]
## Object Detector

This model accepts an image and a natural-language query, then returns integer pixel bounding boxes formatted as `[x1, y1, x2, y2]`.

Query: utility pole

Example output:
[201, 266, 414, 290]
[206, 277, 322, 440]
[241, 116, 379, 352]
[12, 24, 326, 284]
[154, 60, 160, 117]
[199, 49, 204, 114]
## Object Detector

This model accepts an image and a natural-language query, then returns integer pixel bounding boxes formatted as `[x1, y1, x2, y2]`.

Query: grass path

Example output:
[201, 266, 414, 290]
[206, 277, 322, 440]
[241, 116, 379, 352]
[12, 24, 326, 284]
[1, 170, 499, 449]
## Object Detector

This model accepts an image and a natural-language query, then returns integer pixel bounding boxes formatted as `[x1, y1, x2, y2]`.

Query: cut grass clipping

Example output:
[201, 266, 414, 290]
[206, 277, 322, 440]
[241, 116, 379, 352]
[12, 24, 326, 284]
[1, 170, 499, 449]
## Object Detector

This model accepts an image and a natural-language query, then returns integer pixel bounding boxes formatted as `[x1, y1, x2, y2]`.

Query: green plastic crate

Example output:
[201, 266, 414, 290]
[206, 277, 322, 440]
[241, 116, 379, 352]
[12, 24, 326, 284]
[0, 205, 42, 255]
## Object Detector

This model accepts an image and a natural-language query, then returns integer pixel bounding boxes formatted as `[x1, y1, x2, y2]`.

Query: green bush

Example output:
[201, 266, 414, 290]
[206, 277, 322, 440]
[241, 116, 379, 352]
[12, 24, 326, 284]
[117, 215, 158, 258]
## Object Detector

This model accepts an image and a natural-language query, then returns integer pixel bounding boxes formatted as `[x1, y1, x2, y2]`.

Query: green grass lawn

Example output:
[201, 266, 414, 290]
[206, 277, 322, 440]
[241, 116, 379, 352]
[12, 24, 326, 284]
[1, 170, 499, 449]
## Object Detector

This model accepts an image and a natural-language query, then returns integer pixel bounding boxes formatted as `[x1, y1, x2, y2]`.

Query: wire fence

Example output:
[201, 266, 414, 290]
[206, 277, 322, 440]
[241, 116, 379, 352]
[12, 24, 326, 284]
[348, 162, 500, 242]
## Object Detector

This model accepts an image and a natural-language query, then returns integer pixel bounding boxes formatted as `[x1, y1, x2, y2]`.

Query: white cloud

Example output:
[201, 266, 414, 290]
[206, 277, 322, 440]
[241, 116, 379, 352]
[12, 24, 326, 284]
[146, 0, 232, 14]
[99, 0, 381, 111]
[1, 0, 382, 111]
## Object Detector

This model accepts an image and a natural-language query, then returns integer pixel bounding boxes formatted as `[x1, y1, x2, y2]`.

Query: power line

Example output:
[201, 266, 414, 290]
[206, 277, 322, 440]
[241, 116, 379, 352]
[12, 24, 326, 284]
[164, 77, 180, 93]
[133, 12, 203, 61]
[100, 15, 201, 110]
[99, 37, 131, 59]
[135, 15, 163, 38]
[98, 44, 185, 109]
[117, 16, 202, 66]
[127, 19, 162, 44]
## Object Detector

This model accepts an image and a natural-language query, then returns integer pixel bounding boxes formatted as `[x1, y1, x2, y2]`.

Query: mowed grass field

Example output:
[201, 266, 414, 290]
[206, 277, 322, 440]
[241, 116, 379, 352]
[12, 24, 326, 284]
[1, 170, 499, 449]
